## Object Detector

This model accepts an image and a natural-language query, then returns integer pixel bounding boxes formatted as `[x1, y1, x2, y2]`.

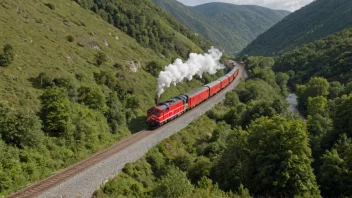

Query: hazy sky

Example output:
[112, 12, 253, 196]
[176, 0, 314, 11]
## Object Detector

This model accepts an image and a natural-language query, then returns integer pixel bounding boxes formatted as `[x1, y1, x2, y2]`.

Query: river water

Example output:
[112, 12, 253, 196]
[286, 93, 306, 120]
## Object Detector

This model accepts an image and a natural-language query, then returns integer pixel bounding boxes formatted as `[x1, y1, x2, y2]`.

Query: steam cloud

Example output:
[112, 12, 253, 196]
[156, 47, 224, 98]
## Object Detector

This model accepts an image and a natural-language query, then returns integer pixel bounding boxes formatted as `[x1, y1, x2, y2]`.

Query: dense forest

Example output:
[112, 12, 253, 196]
[74, 0, 212, 59]
[274, 28, 352, 87]
[95, 51, 352, 197]
[242, 0, 352, 56]
[153, 0, 289, 54]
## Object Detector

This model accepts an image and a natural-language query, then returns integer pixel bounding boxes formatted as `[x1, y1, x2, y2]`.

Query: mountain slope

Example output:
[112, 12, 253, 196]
[73, 0, 212, 59]
[274, 28, 352, 86]
[0, 0, 218, 195]
[152, 0, 290, 54]
[242, 0, 352, 56]
[152, 0, 229, 52]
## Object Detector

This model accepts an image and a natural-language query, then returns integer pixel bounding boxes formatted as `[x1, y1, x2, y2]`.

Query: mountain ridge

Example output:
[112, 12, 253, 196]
[241, 0, 352, 56]
[152, 0, 290, 54]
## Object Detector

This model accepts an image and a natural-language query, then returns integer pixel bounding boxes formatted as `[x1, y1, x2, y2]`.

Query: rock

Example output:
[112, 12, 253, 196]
[126, 60, 141, 72]
[103, 40, 109, 47]
[87, 41, 100, 50]
[115, 36, 119, 40]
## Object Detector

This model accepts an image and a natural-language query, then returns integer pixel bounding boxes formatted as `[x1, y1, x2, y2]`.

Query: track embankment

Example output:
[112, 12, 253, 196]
[8, 64, 247, 198]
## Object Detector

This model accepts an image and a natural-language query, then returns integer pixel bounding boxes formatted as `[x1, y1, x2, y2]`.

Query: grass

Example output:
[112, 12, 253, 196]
[0, 0, 207, 114]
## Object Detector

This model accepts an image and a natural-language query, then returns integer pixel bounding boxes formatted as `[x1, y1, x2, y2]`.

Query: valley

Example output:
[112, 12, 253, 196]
[1, 0, 352, 197]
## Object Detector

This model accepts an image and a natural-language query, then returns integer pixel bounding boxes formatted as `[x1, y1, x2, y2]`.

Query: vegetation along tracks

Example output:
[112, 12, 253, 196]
[8, 64, 246, 198]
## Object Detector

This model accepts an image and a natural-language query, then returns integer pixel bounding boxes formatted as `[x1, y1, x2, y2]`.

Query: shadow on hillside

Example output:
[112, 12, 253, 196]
[28, 77, 43, 89]
[87, 60, 98, 66]
[128, 116, 148, 133]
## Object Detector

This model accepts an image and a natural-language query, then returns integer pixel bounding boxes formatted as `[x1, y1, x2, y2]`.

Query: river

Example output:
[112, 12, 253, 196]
[286, 93, 306, 120]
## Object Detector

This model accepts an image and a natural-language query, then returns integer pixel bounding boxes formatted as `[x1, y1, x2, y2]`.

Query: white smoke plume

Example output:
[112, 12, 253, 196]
[156, 47, 224, 98]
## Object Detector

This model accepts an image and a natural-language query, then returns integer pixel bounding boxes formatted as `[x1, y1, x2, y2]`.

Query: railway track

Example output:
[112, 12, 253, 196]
[7, 131, 150, 198]
[7, 64, 246, 198]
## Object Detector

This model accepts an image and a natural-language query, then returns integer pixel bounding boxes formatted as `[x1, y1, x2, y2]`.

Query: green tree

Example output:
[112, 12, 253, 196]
[307, 96, 328, 116]
[69, 103, 109, 150]
[333, 94, 352, 137]
[40, 87, 71, 136]
[0, 102, 43, 148]
[106, 92, 126, 134]
[319, 134, 352, 197]
[328, 81, 344, 99]
[247, 116, 320, 197]
[297, 77, 329, 110]
[224, 91, 240, 107]
[154, 166, 194, 198]
[78, 86, 107, 112]
[212, 127, 249, 191]
[188, 156, 212, 184]
[275, 72, 289, 96]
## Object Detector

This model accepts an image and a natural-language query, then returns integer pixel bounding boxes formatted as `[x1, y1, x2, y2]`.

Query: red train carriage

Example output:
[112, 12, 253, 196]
[184, 87, 209, 109]
[204, 81, 221, 97]
[218, 76, 230, 89]
[226, 73, 234, 83]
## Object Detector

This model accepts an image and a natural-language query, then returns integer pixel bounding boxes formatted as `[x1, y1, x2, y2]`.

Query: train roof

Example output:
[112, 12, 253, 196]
[228, 69, 235, 75]
[176, 95, 188, 101]
[204, 80, 220, 88]
[217, 76, 228, 81]
[185, 86, 209, 97]
[156, 97, 181, 110]
[225, 73, 233, 77]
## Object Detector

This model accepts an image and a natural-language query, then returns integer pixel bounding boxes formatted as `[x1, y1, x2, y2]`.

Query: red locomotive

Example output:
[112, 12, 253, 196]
[147, 66, 239, 127]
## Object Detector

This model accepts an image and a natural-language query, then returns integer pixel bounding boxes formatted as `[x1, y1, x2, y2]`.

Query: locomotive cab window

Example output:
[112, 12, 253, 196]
[147, 109, 153, 114]
[154, 110, 160, 114]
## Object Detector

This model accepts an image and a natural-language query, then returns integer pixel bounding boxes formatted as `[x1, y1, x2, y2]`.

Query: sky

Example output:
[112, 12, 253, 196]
[176, 0, 314, 12]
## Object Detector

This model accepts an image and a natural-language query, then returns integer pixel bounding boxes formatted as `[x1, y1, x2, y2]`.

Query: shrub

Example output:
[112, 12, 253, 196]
[145, 61, 163, 77]
[154, 166, 194, 198]
[66, 35, 74, 42]
[0, 44, 15, 67]
[44, 3, 55, 10]
[38, 72, 54, 88]
[0, 102, 44, 148]
[95, 52, 108, 66]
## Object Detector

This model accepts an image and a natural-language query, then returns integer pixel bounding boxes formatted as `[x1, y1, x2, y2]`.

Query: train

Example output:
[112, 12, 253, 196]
[147, 66, 240, 127]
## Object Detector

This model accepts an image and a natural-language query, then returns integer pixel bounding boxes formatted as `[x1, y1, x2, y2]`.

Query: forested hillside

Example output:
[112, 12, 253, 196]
[95, 54, 352, 197]
[153, 0, 290, 54]
[242, 0, 352, 56]
[74, 0, 212, 58]
[274, 28, 352, 87]
[0, 0, 220, 195]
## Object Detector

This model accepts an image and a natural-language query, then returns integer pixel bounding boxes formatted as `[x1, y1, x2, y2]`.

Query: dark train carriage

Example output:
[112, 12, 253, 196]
[204, 81, 221, 97]
[233, 67, 239, 79]
[185, 87, 209, 108]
